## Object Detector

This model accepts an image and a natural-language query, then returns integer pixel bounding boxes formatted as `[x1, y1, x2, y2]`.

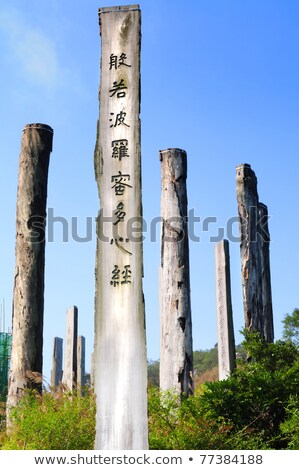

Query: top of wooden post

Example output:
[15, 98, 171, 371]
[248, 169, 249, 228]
[159, 148, 186, 157]
[236, 163, 257, 186]
[98, 4, 140, 27]
[23, 123, 53, 134]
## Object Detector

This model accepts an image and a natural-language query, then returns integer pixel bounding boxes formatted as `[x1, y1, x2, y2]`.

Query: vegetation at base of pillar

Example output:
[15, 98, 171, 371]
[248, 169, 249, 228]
[0, 387, 95, 450]
[1, 312, 299, 450]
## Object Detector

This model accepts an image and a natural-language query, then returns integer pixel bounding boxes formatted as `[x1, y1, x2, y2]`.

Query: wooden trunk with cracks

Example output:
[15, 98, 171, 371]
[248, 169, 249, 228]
[258, 203, 274, 342]
[7, 123, 53, 417]
[94, 5, 148, 450]
[236, 163, 274, 342]
[159, 148, 193, 397]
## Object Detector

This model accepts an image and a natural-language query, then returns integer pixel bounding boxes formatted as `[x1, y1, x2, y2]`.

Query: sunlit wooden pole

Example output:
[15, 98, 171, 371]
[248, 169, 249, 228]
[258, 203, 274, 342]
[7, 123, 53, 418]
[94, 5, 148, 449]
[236, 163, 263, 334]
[159, 148, 193, 397]
[215, 239, 236, 379]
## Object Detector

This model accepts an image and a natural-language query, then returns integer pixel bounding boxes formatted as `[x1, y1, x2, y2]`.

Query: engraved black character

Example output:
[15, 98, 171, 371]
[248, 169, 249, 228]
[113, 202, 126, 225]
[109, 111, 130, 128]
[111, 171, 132, 195]
[110, 265, 120, 286]
[111, 139, 129, 160]
[109, 79, 127, 98]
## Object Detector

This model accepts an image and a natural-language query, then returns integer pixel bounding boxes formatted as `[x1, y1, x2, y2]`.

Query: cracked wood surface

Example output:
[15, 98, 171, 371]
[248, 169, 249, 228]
[159, 148, 193, 397]
[7, 124, 53, 417]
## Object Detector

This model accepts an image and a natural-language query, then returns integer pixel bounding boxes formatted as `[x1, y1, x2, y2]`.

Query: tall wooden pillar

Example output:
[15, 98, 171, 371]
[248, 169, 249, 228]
[236, 163, 262, 333]
[159, 148, 193, 397]
[215, 240, 236, 379]
[7, 123, 53, 415]
[51, 337, 63, 387]
[258, 203, 274, 342]
[62, 306, 78, 390]
[236, 164, 274, 342]
[94, 5, 148, 449]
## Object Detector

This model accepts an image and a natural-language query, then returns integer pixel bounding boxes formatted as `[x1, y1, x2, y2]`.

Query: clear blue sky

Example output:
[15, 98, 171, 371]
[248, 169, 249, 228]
[0, 0, 298, 382]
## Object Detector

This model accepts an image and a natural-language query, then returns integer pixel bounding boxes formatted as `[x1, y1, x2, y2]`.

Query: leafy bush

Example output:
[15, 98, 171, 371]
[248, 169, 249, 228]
[200, 331, 299, 449]
[1, 331, 299, 450]
[1, 387, 96, 450]
[280, 397, 299, 449]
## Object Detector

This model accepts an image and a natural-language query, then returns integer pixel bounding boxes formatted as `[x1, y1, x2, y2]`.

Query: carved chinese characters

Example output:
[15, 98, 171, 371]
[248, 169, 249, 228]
[94, 5, 148, 450]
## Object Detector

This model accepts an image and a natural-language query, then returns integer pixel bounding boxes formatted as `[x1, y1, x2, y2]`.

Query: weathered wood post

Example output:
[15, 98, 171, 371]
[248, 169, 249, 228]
[236, 164, 263, 334]
[77, 335, 86, 392]
[214, 240, 236, 379]
[94, 5, 148, 449]
[159, 148, 193, 397]
[51, 337, 63, 387]
[258, 203, 274, 342]
[7, 123, 53, 416]
[62, 306, 78, 391]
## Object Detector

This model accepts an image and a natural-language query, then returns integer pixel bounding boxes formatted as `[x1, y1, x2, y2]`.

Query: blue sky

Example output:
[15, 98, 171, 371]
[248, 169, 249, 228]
[0, 0, 298, 382]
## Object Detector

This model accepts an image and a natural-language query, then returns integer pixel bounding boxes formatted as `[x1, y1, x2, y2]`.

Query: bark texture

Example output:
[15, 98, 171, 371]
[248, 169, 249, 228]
[258, 203, 274, 343]
[51, 337, 63, 387]
[7, 123, 53, 414]
[236, 164, 274, 341]
[215, 240, 236, 380]
[159, 148, 193, 397]
[94, 5, 148, 450]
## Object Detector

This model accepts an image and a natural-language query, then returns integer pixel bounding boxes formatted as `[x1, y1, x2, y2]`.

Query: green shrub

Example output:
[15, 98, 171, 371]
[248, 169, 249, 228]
[280, 397, 299, 449]
[1, 388, 96, 450]
[200, 331, 299, 449]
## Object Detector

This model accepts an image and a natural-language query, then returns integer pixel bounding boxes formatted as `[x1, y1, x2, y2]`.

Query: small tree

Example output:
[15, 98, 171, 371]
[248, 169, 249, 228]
[282, 309, 299, 345]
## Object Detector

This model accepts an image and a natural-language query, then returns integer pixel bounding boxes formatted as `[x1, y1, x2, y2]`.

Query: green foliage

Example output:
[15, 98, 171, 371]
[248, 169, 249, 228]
[282, 308, 299, 345]
[147, 360, 159, 387]
[193, 345, 218, 375]
[147, 386, 268, 450]
[1, 331, 299, 450]
[280, 397, 299, 449]
[200, 331, 299, 449]
[148, 387, 232, 450]
[1, 388, 96, 450]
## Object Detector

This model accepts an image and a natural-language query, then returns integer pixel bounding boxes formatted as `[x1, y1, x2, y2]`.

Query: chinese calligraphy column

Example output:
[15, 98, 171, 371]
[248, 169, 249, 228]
[7, 123, 53, 420]
[159, 148, 193, 397]
[94, 5, 148, 449]
[214, 240, 236, 380]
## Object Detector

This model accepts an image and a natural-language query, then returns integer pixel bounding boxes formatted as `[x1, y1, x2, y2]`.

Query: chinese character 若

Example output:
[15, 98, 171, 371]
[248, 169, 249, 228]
[109, 79, 127, 98]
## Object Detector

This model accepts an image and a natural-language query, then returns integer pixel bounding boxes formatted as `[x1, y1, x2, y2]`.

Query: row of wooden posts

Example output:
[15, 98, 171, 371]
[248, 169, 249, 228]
[6, 5, 273, 450]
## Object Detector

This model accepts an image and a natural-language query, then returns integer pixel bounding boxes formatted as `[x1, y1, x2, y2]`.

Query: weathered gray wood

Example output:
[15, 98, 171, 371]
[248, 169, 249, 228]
[159, 148, 193, 397]
[236, 164, 274, 343]
[51, 337, 63, 387]
[236, 164, 263, 334]
[215, 240, 236, 379]
[90, 351, 95, 388]
[77, 335, 86, 392]
[258, 203, 274, 342]
[7, 123, 53, 417]
[94, 5, 148, 449]
[62, 306, 78, 390]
